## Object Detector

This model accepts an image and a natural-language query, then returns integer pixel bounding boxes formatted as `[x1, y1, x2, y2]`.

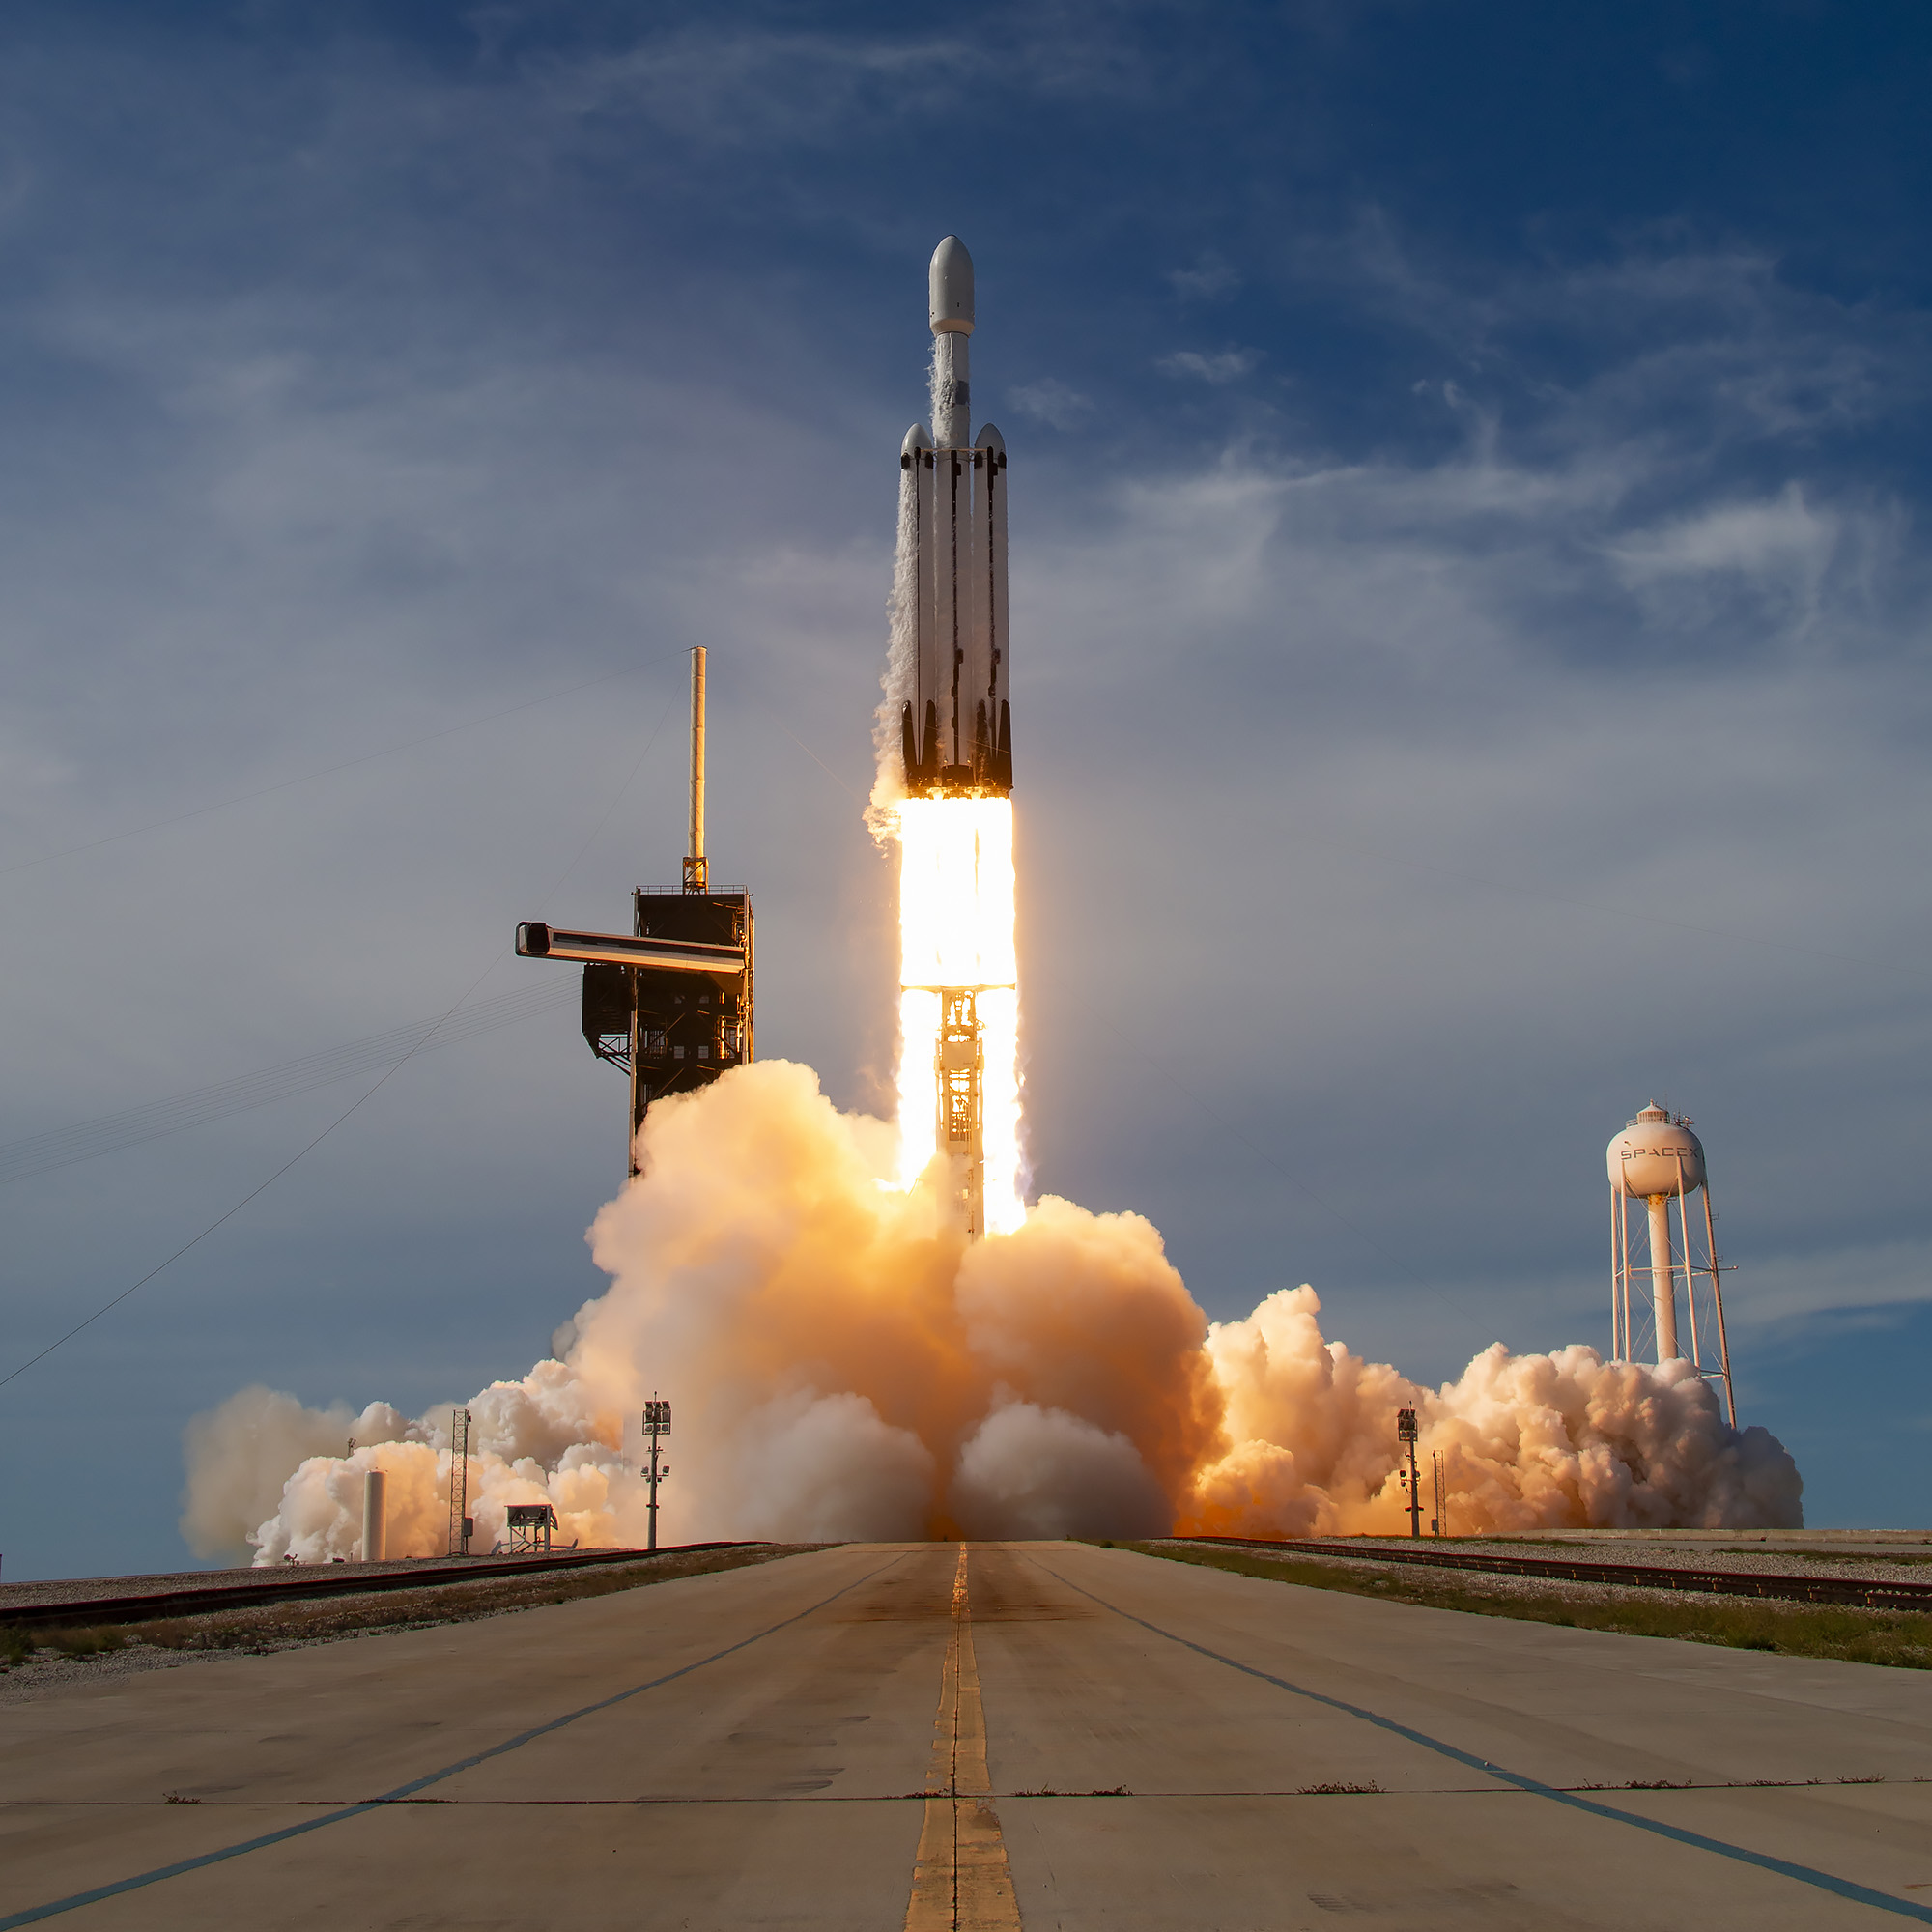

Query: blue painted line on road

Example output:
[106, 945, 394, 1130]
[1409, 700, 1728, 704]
[0, 1551, 907, 1927]
[1041, 1557, 1932, 1926]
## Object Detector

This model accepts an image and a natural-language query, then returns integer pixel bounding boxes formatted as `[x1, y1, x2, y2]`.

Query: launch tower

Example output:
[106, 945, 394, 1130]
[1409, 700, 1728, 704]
[516, 648, 753, 1176]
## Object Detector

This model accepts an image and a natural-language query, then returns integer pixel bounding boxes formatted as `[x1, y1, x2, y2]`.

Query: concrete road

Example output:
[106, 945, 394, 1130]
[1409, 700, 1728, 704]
[5, 1541, 1931, 1929]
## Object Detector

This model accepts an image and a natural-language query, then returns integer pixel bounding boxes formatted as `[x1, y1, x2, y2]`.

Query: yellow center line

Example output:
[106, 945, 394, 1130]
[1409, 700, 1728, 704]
[904, 1546, 1022, 1931]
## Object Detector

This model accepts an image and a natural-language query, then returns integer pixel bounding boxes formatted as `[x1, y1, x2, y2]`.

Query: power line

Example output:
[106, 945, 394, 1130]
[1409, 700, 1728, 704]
[1, 658, 674, 882]
[0, 980, 578, 1187]
[0, 687, 682, 1392]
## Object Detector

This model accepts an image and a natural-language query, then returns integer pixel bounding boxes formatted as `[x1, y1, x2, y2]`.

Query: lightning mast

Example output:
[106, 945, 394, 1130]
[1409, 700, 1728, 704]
[446, 1406, 472, 1557]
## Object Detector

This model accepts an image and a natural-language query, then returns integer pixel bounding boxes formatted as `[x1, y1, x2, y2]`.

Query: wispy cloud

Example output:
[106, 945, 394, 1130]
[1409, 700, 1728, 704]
[1008, 377, 1094, 430]
[1166, 251, 1241, 300]
[1157, 346, 1261, 384]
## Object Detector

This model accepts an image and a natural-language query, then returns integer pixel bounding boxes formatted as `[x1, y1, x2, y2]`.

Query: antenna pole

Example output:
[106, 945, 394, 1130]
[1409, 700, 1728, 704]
[684, 649, 707, 893]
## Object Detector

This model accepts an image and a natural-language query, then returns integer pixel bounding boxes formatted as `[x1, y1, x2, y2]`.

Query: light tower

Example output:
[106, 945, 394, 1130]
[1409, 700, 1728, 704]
[641, 1397, 670, 1553]
[1606, 1102, 1737, 1423]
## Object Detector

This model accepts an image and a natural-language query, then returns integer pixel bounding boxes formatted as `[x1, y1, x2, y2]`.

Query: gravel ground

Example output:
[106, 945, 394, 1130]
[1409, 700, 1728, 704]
[1142, 1543, 1932, 1641]
[1304, 1534, 1932, 1590]
[0, 1556, 502, 1613]
[1164, 1537, 1932, 1609]
[0, 1546, 816, 1708]
[0, 1640, 250, 1705]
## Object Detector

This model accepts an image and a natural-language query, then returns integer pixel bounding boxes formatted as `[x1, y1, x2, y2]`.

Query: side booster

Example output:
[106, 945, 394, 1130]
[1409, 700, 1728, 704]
[899, 235, 1012, 797]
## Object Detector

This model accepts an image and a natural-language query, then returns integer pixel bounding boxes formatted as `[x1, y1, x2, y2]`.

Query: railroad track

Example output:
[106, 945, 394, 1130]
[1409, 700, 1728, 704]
[1181, 1535, 1932, 1613]
[0, 1542, 762, 1633]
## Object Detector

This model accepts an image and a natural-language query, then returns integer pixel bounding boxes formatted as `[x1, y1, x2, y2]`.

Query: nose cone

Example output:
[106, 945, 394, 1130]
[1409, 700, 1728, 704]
[929, 235, 975, 335]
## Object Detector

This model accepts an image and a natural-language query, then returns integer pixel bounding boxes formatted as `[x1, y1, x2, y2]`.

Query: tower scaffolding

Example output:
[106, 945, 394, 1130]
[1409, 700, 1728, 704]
[936, 989, 985, 1239]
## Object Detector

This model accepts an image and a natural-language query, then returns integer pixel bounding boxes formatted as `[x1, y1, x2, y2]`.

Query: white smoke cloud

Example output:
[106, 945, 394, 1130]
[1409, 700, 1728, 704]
[184, 1061, 1802, 1564]
[724, 1390, 935, 1541]
[1194, 1284, 1802, 1535]
[952, 1400, 1170, 1539]
[180, 1386, 410, 1560]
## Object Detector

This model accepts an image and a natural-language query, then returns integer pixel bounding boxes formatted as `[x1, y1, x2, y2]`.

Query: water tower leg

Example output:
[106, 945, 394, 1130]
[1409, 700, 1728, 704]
[1610, 1190, 1624, 1360]
[1677, 1182, 1702, 1368]
[1647, 1194, 1679, 1360]
[1704, 1189, 1738, 1427]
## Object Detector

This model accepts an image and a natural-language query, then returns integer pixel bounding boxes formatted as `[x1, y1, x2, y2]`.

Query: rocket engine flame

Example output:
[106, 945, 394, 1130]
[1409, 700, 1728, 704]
[892, 796, 1023, 1233]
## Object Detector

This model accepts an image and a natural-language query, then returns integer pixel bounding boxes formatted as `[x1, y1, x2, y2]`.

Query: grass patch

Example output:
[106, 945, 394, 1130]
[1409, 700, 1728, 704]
[0, 1545, 819, 1667]
[1121, 1542, 1932, 1670]
[43, 1627, 133, 1658]
[0, 1625, 131, 1666]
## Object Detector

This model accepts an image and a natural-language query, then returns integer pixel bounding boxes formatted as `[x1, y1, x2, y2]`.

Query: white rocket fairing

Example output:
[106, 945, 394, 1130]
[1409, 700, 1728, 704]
[899, 236, 1012, 797]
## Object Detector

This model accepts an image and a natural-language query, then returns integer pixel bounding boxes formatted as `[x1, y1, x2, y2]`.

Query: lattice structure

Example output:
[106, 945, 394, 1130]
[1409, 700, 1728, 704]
[446, 1406, 472, 1558]
[935, 989, 984, 1239]
[519, 646, 754, 1179]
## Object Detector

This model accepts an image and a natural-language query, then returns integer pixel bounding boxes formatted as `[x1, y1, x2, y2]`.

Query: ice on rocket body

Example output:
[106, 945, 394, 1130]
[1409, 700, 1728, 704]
[900, 236, 1013, 798]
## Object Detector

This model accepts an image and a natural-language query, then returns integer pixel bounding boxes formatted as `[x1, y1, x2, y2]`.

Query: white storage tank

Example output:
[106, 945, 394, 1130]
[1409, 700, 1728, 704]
[1606, 1103, 1706, 1200]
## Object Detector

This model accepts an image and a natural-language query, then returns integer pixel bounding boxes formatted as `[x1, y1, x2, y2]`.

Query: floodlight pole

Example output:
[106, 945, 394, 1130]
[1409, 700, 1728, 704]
[1397, 1407, 1422, 1539]
[642, 1397, 671, 1553]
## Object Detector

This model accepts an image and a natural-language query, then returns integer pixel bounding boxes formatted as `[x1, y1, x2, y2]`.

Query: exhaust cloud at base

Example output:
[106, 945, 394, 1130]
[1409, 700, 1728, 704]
[185, 1060, 1801, 1562]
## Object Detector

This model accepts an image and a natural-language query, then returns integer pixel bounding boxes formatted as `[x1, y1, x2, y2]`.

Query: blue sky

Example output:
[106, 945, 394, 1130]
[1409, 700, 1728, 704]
[4, 2, 1931, 1576]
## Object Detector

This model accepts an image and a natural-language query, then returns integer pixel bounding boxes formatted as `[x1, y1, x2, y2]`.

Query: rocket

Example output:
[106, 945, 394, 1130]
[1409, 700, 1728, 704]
[899, 236, 1012, 797]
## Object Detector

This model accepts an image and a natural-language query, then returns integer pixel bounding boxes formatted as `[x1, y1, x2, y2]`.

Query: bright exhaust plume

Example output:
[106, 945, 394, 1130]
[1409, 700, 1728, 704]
[892, 795, 1022, 1232]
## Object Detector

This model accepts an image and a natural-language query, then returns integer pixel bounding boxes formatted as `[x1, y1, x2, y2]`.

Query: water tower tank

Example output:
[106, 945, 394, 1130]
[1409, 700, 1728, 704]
[1606, 1103, 1705, 1199]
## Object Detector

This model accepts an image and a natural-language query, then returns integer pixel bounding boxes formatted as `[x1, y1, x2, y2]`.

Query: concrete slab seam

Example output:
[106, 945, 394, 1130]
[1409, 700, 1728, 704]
[1037, 1557, 1932, 1927]
[0, 1552, 909, 1930]
[905, 1546, 1021, 1932]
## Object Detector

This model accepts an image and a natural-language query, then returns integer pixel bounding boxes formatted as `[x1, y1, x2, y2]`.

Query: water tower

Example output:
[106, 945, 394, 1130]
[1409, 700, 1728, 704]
[1606, 1103, 1736, 1424]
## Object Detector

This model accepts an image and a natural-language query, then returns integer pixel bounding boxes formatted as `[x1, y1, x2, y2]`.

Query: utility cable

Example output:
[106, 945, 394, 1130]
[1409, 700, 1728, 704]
[0, 685, 682, 1393]
[777, 723, 866, 804]
[0, 980, 579, 1187]
[1, 657, 678, 881]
